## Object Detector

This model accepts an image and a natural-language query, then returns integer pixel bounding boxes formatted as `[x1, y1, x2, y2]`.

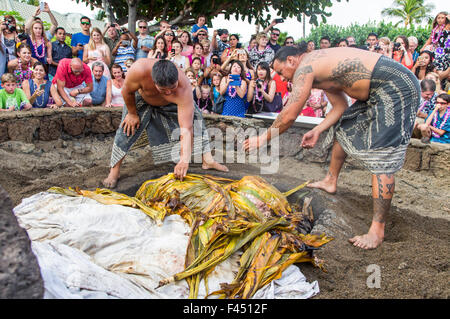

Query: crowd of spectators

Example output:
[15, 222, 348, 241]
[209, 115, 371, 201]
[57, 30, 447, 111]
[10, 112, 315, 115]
[0, 4, 449, 143]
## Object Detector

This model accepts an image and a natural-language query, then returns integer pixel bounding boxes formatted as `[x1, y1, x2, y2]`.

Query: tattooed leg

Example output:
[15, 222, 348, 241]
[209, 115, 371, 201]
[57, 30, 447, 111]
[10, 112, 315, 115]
[308, 140, 347, 194]
[349, 174, 395, 250]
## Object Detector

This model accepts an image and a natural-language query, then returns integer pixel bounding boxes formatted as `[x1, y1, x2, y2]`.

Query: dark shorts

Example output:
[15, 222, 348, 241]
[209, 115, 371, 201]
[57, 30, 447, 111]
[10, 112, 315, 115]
[323, 55, 421, 175]
[110, 92, 211, 167]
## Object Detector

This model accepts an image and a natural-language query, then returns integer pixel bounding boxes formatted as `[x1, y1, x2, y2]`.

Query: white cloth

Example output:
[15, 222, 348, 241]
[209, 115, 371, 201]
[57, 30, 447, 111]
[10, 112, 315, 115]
[14, 192, 320, 299]
[111, 82, 124, 106]
[60, 83, 91, 105]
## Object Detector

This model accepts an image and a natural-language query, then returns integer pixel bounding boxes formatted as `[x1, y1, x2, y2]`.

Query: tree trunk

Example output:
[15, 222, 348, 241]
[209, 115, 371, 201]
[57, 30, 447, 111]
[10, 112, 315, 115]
[127, 0, 138, 34]
[102, 0, 115, 24]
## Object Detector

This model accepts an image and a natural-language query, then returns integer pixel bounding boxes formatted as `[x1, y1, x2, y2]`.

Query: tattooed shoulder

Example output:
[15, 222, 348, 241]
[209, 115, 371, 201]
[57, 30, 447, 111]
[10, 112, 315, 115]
[330, 57, 372, 88]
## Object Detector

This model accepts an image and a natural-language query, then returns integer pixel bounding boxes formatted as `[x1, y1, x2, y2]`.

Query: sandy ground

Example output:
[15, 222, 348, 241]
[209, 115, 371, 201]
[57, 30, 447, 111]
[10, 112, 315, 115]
[0, 136, 448, 299]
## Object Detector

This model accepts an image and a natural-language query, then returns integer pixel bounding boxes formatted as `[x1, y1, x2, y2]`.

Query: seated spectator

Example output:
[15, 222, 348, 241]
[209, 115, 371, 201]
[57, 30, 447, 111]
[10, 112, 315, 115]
[136, 20, 154, 61]
[52, 58, 93, 107]
[148, 35, 168, 60]
[212, 29, 229, 58]
[421, 11, 450, 53]
[425, 72, 445, 94]
[210, 72, 223, 106]
[194, 84, 214, 114]
[283, 37, 295, 47]
[113, 29, 138, 72]
[83, 27, 111, 79]
[187, 43, 206, 68]
[378, 37, 392, 57]
[337, 38, 348, 47]
[249, 32, 275, 69]
[0, 73, 32, 111]
[201, 39, 213, 67]
[247, 61, 277, 114]
[168, 40, 189, 69]
[71, 16, 91, 60]
[220, 34, 240, 64]
[107, 64, 125, 107]
[219, 60, 248, 117]
[306, 40, 315, 52]
[25, 3, 58, 40]
[319, 36, 331, 49]
[103, 23, 121, 65]
[366, 32, 379, 52]
[417, 93, 450, 144]
[191, 15, 208, 43]
[2, 15, 19, 63]
[7, 43, 38, 88]
[417, 79, 437, 119]
[412, 50, 436, 81]
[392, 35, 414, 69]
[185, 67, 199, 99]
[49, 27, 73, 81]
[22, 61, 61, 108]
[89, 62, 109, 106]
[408, 36, 420, 63]
[179, 31, 193, 57]
[26, 19, 53, 67]
[304, 88, 327, 117]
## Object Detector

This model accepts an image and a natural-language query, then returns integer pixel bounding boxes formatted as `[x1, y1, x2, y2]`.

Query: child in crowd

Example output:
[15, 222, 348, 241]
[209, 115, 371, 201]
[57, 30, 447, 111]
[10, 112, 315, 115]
[417, 93, 450, 144]
[185, 68, 198, 99]
[304, 88, 327, 117]
[195, 84, 213, 114]
[211, 73, 222, 106]
[0, 73, 32, 111]
[190, 57, 204, 85]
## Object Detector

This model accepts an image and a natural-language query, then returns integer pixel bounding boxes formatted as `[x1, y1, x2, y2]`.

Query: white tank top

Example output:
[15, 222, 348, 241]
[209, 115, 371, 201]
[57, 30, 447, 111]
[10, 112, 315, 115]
[111, 82, 125, 106]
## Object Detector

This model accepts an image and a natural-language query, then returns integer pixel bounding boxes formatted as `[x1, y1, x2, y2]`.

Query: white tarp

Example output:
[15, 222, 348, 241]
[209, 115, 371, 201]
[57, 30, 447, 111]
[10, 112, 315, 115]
[13, 192, 320, 299]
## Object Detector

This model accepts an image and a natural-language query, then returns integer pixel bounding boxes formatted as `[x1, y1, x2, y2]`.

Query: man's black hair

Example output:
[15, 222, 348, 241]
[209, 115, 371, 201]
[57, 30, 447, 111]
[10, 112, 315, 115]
[152, 60, 179, 87]
[55, 27, 65, 34]
[80, 16, 91, 23]
[420, 79, 436, 92]
[320, 36, 331, 43]
[367, 32, 378, 39]
[273, 42, 308, 63]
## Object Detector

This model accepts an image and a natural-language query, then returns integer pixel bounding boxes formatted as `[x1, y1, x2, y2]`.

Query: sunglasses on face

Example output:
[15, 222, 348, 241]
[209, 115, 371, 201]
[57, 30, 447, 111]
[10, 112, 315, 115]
[286, 41, 293, 44]
[198, 33, 206, 36]
[272, 33, 280, 36]
[81, 21, 90, 25]
[165, 33, 174, 36]
[139, 26, 147, 29]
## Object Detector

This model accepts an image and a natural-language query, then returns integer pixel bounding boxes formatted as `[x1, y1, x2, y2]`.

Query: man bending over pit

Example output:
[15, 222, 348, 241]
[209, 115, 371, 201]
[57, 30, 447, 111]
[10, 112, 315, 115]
[244, 45, 420, 250]
[103, 59, 228, 188]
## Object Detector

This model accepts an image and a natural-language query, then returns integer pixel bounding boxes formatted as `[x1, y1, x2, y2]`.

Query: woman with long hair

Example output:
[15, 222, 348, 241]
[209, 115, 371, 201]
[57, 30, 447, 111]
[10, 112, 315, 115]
[147, 35, 168, 60]
[219, 60, 248, 117]
[247, 61, 277, 114]
[220, 34, 240, 63]
[178, 31, 193, 57]
[7, 43, 38, 88]
[83, 27, 111, 79]
[421, 11, 450, 54]
[26, 19, 52, 67]
[168, 40, 189, 69]
[162, 29, 175, 53]
[21, 61, 61, 108]
[187, 42, 206, 68]
[2, 15, 19, 63]
[392, 35, 414, 69]
[412, 50, 436, 81]
[106, 64, 125, 107]
[221, 49, 255, 81]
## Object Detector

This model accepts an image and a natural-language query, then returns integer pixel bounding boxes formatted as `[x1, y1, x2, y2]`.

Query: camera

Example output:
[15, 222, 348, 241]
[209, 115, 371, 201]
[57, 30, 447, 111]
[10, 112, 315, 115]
[121, 40, 131, 47]
[17, 33, 28, 41]
[4, 18, 17, 32]
[256, 79, 263, 89]
[275, 18, 284, 23]
[393, 42, 402, 51]
[171, 48, 175, 54]
[374, 45, 382, 51]
[121, 27, 129, 34]
[236, 43, 242, 49]
[212, 57, 220, 65]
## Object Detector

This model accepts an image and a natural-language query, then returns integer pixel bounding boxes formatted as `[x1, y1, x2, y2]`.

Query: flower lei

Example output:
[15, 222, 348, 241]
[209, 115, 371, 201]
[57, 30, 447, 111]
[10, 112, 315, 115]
[432, 108, 450, 138]
[228, 85, 237, 98]
[16, 59, 33, 85]
[32, 38, 45, 59]
[254, 81, 267, 102]
[431, 24, 445, 45]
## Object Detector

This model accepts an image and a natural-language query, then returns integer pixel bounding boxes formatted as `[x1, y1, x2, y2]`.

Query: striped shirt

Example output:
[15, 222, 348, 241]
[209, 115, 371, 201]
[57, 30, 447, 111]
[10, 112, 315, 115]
[114, 45, 136, 72]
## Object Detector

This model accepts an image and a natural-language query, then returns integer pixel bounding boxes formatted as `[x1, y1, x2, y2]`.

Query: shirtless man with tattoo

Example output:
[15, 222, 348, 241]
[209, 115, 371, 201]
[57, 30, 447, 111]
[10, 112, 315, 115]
[103, 59, 228, 188]
[244, 45, 420, 250]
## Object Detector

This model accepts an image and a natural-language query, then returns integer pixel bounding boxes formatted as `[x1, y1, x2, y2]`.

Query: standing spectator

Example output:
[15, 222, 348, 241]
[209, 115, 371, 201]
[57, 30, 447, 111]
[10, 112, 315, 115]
[319, 36, 331, 49]
[412, 50, 436, 81]
[52, 58, 93, 107]
[266, 28, 282, 53]
[270, 69, 289, 106]
[190, 57, 205, 85]
[306, 40, 315, 52]
[421, 11, 450, 53]
[169, 40, 189, 69]
[26, 20, 52, 67]
[366, 32, 379, 51]
[417, 93, 450, 144]
[219, 60, 248, 117]
[25, 2, 58, 40]
[393, 35, 414, 69]
[248, 32, 275, 69]
[346, 36, 356, 46]
[191, 15, 208, 43]
[113, 29, 138, 72]
[204, 54, 224, 83]
[408, 36, 420, 63]
[83, 28, 111, 79]
[248, 35, 257, 52]
[107, 63, 125, 107]
[247, 61, 277, 114]
[201, 39, 213, 67]
[89, 62, 109, 106]
[2, 15, 19, 63]
[212, 29, 229, 58]
[187, 43, 206, 68]
[0, 23, 8, 81]
[220, 34, 239, 63]
[0, 73, 32, 111]
[22, 61, 60, 108]
[283, 37, 295, 47]
[154, 20, 171, 39]
[136, 20, 154, 61]
[49, 27, 72, 80]
[162, 30, 175, 53]
[147, 36, 167, 60]
[7, 43, 38, 88]
[103, 23, 121, 65]
[210, 72, 223, 107]
[337, 38, 349, 47]
[378, 37, 392, 58]
[222, 49, 254, 80]
[71, 16, 91, 60]
[179, 31, 193, 57]
[196, 29, 209, 45]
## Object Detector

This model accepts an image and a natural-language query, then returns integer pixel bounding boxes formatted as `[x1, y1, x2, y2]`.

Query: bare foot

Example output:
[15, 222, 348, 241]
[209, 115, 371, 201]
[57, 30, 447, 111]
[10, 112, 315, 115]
[102, 172, 120, 188]
[348, 232, 384, 250]
[202, 161, 229, 172]
[307, 179, 337, 195]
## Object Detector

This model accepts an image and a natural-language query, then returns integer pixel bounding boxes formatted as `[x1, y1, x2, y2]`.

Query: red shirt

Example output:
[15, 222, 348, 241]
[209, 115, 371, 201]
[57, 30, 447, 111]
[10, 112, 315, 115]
[52, 58, 93, 88]
[300, 106, 316, 117]
[273, 73, 289, 98]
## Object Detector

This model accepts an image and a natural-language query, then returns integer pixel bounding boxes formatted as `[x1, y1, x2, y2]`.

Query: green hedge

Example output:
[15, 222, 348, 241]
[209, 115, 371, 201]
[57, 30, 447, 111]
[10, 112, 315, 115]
[301, 20, 431, 47]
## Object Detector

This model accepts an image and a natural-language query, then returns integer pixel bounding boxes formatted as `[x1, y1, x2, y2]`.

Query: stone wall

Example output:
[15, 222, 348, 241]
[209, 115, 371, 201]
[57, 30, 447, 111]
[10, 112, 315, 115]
[1, 108, 449, 175]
